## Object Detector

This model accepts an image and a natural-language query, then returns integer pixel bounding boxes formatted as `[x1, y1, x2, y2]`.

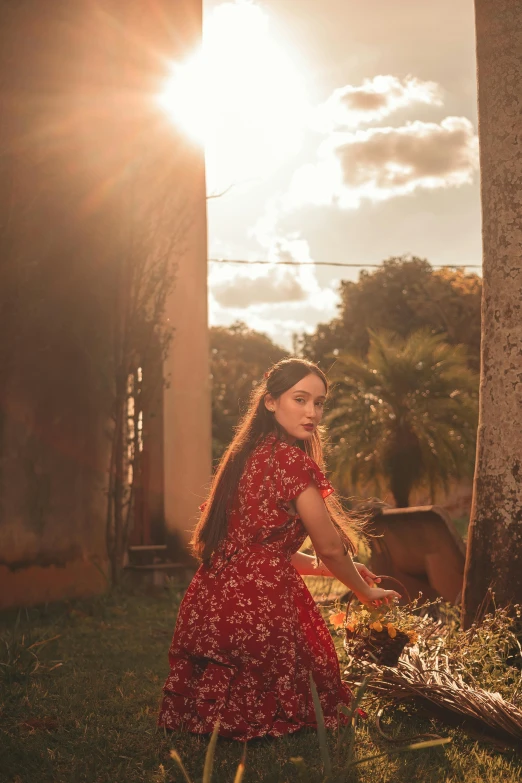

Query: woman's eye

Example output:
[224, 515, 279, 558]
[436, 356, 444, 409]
[295, 398, 305, 403]
[315, 401, 324, 408]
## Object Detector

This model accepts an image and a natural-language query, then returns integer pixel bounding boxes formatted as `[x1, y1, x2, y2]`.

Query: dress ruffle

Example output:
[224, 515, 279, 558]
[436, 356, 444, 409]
[158, 562, 352, 740]
[159, 651, 351, 740]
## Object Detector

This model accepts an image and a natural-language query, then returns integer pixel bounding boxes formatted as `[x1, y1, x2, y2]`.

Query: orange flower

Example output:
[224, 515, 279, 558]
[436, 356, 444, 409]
[345, 621, 356, 633]
[329, 611, 346, 629]
[387, 623, 397, 638]
[407, 630, 418, 644]
[371, 620, 383, 632]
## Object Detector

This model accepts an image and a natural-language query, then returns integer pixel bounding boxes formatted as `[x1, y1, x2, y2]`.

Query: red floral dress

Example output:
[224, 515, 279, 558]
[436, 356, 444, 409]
[158, 433, 351, 740]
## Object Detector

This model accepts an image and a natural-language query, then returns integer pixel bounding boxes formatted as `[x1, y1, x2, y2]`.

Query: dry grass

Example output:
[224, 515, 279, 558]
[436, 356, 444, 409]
[0, 582, 522, 783]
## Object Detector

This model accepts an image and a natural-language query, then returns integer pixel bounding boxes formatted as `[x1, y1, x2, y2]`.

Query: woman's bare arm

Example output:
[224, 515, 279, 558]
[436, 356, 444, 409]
[290, 550, 333, 576]
[294, 485, 400, 606]
[291, 551, 380, 586]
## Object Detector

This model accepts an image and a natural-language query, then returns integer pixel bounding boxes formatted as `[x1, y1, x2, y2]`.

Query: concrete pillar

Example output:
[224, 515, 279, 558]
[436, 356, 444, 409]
[162, 2, 211, 555]
[462, 0, 522, 626]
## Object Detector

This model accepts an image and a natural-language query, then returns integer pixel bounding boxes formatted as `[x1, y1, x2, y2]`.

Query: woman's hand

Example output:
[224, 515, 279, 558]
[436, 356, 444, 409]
[356, 586, 401, 608]
[353, 562, 381, 587]
[353, 565, 400, 606]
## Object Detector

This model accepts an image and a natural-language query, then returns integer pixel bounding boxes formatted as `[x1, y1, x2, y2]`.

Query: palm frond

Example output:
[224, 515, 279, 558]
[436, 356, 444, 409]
[325, 329, 479, 504]
[361, 648, 522, 752]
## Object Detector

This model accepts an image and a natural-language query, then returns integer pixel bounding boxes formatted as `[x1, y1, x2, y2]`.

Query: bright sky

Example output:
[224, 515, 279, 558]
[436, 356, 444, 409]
[161, 0, 480, 349]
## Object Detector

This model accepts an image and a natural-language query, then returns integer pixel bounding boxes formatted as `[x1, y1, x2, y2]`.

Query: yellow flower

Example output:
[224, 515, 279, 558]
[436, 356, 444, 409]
[387, 623, 397, 638]
[329, 611, 346, 629]
[371, 620, 383, 632]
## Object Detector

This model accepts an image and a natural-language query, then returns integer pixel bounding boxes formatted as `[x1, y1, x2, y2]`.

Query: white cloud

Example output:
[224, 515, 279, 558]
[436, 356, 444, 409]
[209, 235, 321, 310]
[208, 234, 342, 348]
[208, 293, 341, 351]
[286, 116, 479, 210]
[313, 75, 443, 132]
[211, 267, 308, 308]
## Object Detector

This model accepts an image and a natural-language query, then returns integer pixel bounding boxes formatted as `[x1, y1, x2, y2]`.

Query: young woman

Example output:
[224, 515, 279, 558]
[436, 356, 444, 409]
[158, 358, 400, 741]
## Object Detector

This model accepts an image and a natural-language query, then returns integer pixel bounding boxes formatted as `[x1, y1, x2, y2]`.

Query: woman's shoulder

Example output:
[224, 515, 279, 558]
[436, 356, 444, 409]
[266, 436, 335, 499]
[265, 435, 319, 470]
[252, 433, 321, 467]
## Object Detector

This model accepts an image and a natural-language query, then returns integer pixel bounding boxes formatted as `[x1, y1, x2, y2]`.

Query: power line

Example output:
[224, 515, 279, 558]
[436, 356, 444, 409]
[208, 258, 482, 270]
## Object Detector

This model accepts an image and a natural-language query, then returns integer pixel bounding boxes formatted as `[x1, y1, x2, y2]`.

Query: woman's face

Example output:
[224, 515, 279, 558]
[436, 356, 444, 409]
[265, 372, 327, 443]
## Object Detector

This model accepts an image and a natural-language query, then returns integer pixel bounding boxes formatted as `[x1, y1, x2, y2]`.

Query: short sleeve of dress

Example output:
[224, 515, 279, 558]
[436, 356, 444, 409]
[274, 445, 334, 503]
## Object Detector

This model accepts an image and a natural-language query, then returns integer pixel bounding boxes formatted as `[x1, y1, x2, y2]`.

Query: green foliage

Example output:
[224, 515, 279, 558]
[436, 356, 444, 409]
[320, 595, 522, 709]
[325, 329, 479, 506]
[431, 603, 522, 703]
[170, 732, 246, 783]
[297, 256, 482, 373]
[309, 673, 332, 776]
[210, 322, 288, 462]
[0, 614, 62, 686]
[203, 721, 221, 783]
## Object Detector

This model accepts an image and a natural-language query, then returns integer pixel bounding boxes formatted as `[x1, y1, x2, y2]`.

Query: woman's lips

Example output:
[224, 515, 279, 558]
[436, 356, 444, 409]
[302, 424, 314, 431]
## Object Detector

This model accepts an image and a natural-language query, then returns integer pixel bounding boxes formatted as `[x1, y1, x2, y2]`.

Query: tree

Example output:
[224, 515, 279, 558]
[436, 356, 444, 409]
[297, 256, 482, 372]
[210, 323, 288, 461]
[325, 329, 479, 507]
[462, 0, 522, 627]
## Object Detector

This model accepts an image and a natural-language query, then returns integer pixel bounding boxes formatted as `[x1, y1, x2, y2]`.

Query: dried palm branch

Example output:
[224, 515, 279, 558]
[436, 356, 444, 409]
[349, 648, 522, 752]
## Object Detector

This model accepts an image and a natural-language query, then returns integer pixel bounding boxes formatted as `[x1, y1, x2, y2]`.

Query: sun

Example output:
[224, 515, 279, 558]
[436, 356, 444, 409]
[157, 1, 309, 190]
[158, 54, 207, 144]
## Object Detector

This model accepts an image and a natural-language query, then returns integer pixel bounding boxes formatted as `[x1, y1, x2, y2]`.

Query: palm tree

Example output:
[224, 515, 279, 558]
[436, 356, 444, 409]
[325, 329, 479, 507]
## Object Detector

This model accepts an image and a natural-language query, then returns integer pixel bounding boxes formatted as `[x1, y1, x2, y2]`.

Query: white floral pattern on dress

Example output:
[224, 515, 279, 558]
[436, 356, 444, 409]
[158, 433, 351, 740]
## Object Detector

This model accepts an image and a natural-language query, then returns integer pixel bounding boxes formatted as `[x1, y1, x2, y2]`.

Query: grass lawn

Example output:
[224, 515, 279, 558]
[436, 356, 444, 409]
[1, 580, 521, 783]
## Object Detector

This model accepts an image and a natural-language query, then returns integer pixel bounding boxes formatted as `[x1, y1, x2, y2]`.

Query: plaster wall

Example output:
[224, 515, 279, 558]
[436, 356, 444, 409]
[0, 0, 208, 607]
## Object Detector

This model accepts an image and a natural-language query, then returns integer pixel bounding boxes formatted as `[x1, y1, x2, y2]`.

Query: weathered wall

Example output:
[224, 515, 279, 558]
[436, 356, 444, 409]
[0, 2, 114, 607]
[0, 352, 111, 607]
[0, 0, 208, 607]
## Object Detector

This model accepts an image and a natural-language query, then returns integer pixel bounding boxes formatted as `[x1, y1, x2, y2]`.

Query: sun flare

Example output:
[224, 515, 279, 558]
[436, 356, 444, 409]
[158, 1, 309, 189]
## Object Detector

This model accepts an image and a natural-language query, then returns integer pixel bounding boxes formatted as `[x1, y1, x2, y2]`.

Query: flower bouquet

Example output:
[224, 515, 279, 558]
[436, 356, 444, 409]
[329, 578, 424, 667]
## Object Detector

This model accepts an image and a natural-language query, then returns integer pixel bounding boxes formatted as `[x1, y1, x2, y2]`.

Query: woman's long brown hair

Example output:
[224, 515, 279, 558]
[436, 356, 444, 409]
[191, 358, 360, 563]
